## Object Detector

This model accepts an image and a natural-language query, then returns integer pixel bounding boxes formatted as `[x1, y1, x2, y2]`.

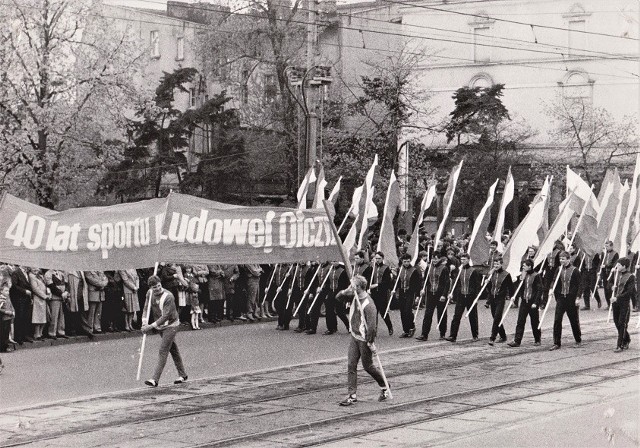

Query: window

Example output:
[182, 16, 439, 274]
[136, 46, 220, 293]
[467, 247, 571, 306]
[568, 20, 586, 57]
[150, 30, 160, 58]
[559, 71, 593, 104]
[473, 27, 491, 63]
[469, 73, 494, 89]
[176, 37, 184, 61]
[189, 87, 197, 108]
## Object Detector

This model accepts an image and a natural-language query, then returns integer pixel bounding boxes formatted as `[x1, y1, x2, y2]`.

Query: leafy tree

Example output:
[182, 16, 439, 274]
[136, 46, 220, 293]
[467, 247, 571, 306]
[0, 0, 144, 209]
[101, 68, 247, 202]
[545, 94, 638, 185]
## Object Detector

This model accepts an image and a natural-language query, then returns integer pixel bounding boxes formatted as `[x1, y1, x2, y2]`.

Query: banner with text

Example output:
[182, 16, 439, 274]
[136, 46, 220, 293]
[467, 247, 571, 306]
[0, 192, 341, 271]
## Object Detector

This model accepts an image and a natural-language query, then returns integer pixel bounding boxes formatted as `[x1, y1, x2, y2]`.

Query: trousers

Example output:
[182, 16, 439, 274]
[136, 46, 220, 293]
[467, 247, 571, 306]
[347, 337, 386, 395]
[513, 300, 541, 343]
[553, 297, 581, 346]
[449, 294, 478, 339]
[152, 325, 187, 382]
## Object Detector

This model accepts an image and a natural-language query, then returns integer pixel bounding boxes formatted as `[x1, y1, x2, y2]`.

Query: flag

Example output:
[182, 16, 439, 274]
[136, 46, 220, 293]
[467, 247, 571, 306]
[407, 185, 437, 265]
[566, 165, 593, 204]
[467, 179, 499, 266]
[610, 180, 630, 254]
[357, 155, 379, 250]
[620, 154, 640, 255]
[297, 167, 316, 209]
[343, 218, 359, 259]
[572, 189, 600, 257]
[312, 166, 327, 209]
[377, 171, 401, 268]
[596, 169, 622, 246]
[433, 160, 464, 248]
[502, 177, 551, 277]
[538, 177, 551, 244]
[494, 166, 514, 251]
[328, 176, 342, 204]
[533, 191, 582, 266]
[349, 186, 363, 218]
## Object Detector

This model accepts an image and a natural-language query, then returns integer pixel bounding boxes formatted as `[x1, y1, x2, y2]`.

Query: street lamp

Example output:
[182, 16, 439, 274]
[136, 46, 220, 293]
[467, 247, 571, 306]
[285, 65, 332, 188]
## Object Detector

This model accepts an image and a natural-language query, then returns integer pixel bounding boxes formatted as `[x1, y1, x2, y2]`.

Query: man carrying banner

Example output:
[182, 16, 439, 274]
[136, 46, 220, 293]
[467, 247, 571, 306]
[446, 253, 481, 342]
[484, 257, 511, 346]
[336, 275, 390, 406]
[508, 259, 542, 347]
[369, 252, 394, 335]
[141, 276, 188, 387]
[416, 256, 450, 341]
[549, 251, 582, 351]
[581, 252, 601, 310]
[611, 258, 635, 352]
[397, 254, 420, 338]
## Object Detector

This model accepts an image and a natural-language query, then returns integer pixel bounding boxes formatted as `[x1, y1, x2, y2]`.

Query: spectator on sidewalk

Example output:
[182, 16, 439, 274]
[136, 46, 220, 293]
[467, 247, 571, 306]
[141, 275, 188, 387]
[119, 269, 140, 332]
[10, 265, 33, 345]
[28, 268, 49, 341]
[44, 270, 68, 339]
[84, 271, 108, 334]
[0, 283, 16, 352]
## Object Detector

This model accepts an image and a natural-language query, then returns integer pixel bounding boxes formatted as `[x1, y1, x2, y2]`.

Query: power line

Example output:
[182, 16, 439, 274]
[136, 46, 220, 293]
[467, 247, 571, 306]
[378, 0, 638, 41]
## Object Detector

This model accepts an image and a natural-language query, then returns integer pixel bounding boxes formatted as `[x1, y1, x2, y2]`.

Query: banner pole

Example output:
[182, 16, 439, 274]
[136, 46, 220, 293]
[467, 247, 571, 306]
[438, 268, 462, 327]
[499, 279, 524, 328]
[261, 264, 279, 306]
[384, 267, 403, 319]
[137, 261, 159, 381]
[306, 266, 333, 315]
[414, 261, 434, 325]
[465, 275, 487, 317]
[293, 267, 320, 317]
[285, 264, 300, 310]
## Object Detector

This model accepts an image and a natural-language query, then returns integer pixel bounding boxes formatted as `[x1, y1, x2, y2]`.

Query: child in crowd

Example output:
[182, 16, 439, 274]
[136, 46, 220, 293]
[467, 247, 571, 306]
[188, 281, 202, 330]
[0, 283, 16, 355]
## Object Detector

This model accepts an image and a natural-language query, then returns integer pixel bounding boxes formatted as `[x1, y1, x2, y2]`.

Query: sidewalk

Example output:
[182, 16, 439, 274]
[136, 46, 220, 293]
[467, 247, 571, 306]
[0, 318, 638, 447]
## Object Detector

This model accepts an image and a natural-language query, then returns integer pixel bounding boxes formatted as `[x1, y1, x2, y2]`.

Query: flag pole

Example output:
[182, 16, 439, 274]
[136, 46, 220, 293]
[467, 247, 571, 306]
[466, 275, 488, 317]
[285, 264, 300, 310]
[607, 268, 619, 324]
[384, 267, 403, 319]
[322, 200, 391, 398]
[261, 264, 279, 306]
[414, 260, 433, 325]
[499, 279, 524, 328]
[293, 267, 320, 317]
[306, 266, 333, 315]
[438, 268, 462, 327]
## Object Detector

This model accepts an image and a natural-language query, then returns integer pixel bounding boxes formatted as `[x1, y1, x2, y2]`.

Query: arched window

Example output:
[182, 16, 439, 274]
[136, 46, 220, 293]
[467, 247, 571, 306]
[558, 70, 593, 102]
[469, 73, 494, 89]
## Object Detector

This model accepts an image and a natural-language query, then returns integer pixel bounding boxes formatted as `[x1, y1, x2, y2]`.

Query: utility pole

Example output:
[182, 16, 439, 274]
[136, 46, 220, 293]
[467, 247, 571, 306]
[397, 139, 410, 232]
[305, 0, 319, 173]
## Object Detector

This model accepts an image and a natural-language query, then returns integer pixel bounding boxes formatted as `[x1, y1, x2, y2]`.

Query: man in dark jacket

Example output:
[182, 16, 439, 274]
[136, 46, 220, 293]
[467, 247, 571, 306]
[416, 256, 450, 341]
[484, 257, 512, 345]
[549, 251, 582, 350]
[446, 253, 482, 342]
[10, 266, 33, 344]
[611, 258, 635, 352]
[397, 254, 421, 338]
[508, 259, 542, 347]
[369, 252, 393, 336]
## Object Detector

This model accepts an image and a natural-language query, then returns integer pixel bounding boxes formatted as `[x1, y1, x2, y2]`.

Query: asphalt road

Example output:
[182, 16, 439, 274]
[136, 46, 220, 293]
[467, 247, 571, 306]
[0, 301, 634, 408]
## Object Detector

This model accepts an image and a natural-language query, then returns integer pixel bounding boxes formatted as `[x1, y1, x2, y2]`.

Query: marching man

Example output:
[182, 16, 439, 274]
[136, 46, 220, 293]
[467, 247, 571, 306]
[508, 259, 542, 347]
[336, 275, 390, 406]
[611, 258, 635, 352]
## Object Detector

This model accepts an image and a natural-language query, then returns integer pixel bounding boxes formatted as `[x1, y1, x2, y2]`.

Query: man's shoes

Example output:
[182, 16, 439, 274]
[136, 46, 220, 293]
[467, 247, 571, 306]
[614, 347, 623, 353]
[549, 345, 561, 351]
[596, 301, 602, 309]
[25, 337, 34, 343]
[497, 337, 507, 343]
[507, 341, 520, 347]
[57, 334, 69, 339]
[415, 335, 428, 341]
[2, 347, 15, 353]
[580, 306, 590, 311]
[144, 379, 158, 387]
[571, 341, 582, 348]
[445, 336, 456, 342]
[339, 394, 357, 406]
[246, 314, 256, 322]
[388, 328, 394, 336]
[533, 341, 541, 346]
[399, 333, 410, 338]
[622, 342, 630, 349]
[294, 328, 305, 333]
[487, 340, 494, 346]
[408, 329, 415, 337]
[238, 315, 248, 322]
[439, 335, 446, 340]
[174, 375, 188, 384]
[275, 325, 284, 330]
[472, 337, 479, 342]
[305, 329, 316, 335]
[324, 330, 336, 335]
[378, 388, 391, 402]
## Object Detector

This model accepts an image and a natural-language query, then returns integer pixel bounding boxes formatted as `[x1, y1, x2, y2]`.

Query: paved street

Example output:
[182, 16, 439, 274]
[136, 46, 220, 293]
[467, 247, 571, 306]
[0, 301, 638, 447]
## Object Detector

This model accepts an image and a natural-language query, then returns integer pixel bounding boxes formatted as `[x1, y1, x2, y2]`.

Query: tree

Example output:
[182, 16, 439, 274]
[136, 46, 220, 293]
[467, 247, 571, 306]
[444, 84, 536, 221]
[101, 68, 246, 202]
[195, 0, 308, 194]
[545, 94, 638, 185]
[322, 47, 438, 211]
[0, 0, 144, 209]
